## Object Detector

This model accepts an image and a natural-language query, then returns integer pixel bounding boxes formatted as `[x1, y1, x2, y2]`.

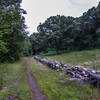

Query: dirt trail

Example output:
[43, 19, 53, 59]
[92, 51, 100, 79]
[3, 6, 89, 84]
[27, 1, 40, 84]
[24, 58, 46, 100]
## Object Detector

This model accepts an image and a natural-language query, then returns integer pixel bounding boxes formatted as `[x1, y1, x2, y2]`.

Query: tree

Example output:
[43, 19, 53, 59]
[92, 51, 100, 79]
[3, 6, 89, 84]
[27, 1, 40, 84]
[30, 33, 48, 55]
[0, 0, 27, 62]
[37, 15, 74, 54]
[30, 2, 100, 54]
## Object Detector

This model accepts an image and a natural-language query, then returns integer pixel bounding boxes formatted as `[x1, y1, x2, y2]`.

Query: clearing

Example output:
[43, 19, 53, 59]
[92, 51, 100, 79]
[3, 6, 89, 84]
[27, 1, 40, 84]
[28, 49, 100, 100]
[1, 49, 100, 100]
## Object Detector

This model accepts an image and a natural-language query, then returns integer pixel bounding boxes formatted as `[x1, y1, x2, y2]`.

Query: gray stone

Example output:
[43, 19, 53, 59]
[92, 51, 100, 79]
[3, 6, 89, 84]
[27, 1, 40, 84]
[34, 56, 100, 87]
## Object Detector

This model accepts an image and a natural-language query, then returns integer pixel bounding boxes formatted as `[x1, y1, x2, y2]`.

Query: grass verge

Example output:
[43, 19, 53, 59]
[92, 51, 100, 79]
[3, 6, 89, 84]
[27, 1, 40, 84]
[0, 58, 32, 100]
[29, 54, 100, 100]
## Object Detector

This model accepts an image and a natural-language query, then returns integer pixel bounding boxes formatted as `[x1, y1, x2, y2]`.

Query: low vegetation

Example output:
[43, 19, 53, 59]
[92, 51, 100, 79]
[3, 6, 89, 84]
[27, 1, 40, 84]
[43, 49, 100, 70]
[0, 59, 32, 100]
[29, 49, 100, 100]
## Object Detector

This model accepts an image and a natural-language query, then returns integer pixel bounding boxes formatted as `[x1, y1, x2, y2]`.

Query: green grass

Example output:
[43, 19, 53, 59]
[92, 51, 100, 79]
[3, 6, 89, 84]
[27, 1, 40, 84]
[29, 50, 100, 100]
[1, 49, 100, 100]
[0, 59, 32, 100]
[42, 49, 100, 70]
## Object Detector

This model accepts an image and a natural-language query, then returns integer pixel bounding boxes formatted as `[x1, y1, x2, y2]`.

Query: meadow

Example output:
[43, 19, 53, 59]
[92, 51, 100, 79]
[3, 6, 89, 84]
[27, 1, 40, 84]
[0, 59, 32, 100]
[28, 49, 100, 100]
[1, 49, 100, 100]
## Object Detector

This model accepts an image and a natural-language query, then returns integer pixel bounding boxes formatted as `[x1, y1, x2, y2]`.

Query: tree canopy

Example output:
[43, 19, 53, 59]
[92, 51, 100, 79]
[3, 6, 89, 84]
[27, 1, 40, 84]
[0, 0, 28, 62]
[30, 2, 100, 54]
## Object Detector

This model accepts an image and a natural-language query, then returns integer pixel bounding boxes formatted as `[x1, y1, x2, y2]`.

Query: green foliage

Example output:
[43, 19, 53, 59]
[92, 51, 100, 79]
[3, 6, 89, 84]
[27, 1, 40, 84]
[37, 15, 74, 54]
[0, 0, 27, 62]
[15, 88, 32, 100]
[30, 33, 48, 54]
[21, 38, 32, 56]
[30, 2, 100, 54]
[0, 90, 8, 100]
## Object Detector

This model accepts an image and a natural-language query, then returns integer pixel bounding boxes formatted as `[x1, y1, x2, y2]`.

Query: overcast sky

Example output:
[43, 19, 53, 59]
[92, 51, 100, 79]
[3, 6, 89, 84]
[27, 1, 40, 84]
[21, 0, 99, 34]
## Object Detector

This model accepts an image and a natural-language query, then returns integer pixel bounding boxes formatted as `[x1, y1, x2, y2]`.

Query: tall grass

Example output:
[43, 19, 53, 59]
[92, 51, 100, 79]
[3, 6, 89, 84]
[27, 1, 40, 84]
[43, 49, 100, 69]
[29, 53, 100, 100]
[0, 59, 32, 100]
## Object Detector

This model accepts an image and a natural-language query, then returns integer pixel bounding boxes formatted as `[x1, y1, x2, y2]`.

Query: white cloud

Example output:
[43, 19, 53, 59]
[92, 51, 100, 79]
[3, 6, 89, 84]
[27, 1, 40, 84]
[21, 0, 99, 34]
[69, 0, 98, 6]
[66, 0, 99, 17]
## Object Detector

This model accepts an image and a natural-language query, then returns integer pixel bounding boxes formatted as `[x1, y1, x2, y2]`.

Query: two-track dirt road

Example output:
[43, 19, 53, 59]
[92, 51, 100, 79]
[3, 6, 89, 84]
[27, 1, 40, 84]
[24, 58, 46, 100]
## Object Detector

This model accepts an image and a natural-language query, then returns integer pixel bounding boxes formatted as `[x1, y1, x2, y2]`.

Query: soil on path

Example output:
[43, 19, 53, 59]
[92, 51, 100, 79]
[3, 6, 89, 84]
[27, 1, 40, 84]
[24, 58, 46, 100]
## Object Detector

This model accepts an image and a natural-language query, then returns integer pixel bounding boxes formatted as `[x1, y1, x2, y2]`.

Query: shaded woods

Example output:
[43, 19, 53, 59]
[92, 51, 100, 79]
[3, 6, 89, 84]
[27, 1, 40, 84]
[0, 0, 31, 63]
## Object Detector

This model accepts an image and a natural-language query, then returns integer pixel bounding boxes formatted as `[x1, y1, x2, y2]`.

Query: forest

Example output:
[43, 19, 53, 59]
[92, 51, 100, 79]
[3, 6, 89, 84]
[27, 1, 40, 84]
[1, 1, 100, 62]
[30, 2, 100, 55]
[1, 0, 100, 100]
[0, 0, 30, 63]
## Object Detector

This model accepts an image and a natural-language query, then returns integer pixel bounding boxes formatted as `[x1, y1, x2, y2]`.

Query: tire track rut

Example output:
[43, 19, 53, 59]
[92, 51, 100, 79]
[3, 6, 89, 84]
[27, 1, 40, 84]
[24, 58, 46, 100]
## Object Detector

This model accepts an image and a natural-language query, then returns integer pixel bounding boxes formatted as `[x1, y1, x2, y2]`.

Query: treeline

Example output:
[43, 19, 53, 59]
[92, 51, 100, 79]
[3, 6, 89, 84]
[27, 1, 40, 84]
[30, 2, 100, 54]
[0, 0, 31, 62]
[1, 1, 100, 62]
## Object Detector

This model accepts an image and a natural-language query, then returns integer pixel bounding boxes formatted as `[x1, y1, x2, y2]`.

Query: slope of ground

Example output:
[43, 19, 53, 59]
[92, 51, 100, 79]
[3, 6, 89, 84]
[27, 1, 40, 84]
[28, 49, 100, 100]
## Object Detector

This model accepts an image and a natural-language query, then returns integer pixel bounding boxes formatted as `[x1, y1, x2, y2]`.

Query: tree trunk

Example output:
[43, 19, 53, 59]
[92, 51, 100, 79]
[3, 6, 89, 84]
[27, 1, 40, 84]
[56, 48, 60, 54]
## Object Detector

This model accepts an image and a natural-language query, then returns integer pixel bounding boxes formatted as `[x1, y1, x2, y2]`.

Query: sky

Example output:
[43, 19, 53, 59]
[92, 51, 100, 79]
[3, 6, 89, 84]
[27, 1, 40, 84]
[21, 0, 99, 34]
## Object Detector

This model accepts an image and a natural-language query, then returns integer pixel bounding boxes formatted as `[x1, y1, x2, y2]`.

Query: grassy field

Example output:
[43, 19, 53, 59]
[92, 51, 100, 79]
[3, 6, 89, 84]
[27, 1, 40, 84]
[0, 59, 32, 100]
[1, 49, 100, 100]
[29, 49, 100, 100]
[42, 49, 100, 70]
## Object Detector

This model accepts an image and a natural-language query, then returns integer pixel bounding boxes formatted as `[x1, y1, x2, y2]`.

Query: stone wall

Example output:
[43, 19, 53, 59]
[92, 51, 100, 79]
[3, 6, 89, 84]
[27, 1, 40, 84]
[34, 56, 100, 87]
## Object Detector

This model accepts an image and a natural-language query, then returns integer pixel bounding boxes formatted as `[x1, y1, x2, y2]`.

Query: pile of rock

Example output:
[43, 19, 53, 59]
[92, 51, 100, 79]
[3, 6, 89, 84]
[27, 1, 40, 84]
[66, 66, 100, 84]
[66, 66, 89, 82]
[34, 56, 100, 87]
[34, 56, 68, 70]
